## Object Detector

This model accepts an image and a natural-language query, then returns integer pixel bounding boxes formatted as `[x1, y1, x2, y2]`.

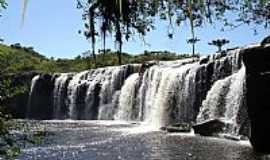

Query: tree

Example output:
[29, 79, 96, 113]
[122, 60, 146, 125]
[76, 0, 270, 60]
[208, 39, 230, 52]
[21, 0, 270, 58]
[187, 37, 200, 56]
[77, 0, 157, 65]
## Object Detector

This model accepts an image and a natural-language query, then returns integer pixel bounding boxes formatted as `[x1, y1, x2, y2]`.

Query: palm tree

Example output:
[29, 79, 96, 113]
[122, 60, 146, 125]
[208, 39, 230, 52]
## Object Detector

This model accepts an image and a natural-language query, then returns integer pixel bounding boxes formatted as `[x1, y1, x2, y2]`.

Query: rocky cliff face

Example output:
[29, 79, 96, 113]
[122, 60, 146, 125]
[0, 71, 38, 118]
[243, 44, 270, 153]
[26, 73, 56, 119]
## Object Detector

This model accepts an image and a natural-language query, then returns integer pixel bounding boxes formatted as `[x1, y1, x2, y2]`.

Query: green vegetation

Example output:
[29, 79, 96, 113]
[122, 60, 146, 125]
[76, 0, 270, 65]
[0, 43, 195, 74]
[0, 79, 25, 159]
[0, 43, 51, 74]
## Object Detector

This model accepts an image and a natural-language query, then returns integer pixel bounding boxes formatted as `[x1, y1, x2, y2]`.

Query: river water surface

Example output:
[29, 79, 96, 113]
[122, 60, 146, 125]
[15, 120, 268, 160]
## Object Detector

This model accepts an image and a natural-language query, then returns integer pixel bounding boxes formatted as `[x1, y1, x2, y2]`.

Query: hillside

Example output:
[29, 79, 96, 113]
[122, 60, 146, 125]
[0, 44, 50, 74]
[0, 43, 194, 74]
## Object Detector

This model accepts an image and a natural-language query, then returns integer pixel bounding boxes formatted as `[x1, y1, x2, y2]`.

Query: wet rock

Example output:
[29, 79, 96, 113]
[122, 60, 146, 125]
[199, 56, 209, 65]
[139, 61, 157, 76]
[27, 73, 55, 120]
[193, 119, 226, 136]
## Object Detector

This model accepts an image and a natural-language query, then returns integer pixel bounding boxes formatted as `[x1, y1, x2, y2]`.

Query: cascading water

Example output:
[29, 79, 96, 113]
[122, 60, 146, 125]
[26, 75, 40, 118]
[53, 73, 73, 119]
[137, 61, 199, 129]
[115, 73, 140, 121]
[196, 66, 248, 136]
[27, 47, 250, 137]
[27, 65, 137, 120]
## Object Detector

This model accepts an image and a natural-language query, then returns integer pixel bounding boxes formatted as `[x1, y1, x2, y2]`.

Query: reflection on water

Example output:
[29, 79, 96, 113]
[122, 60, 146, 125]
[14, 120, 268, 160]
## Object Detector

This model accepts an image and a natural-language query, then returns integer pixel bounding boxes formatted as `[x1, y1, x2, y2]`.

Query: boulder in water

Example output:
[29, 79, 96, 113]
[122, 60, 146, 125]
[193, 119, 226, 136]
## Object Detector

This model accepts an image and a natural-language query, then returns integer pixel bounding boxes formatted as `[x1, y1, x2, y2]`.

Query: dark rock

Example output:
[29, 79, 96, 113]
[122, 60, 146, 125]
[261, 35, 270, 46]
[243, 45, 270, 154]
[199, 56, 209, 65]
[0, 71, 39, 118]
[193, 119, 226, 136]
[165, 123, 191, 133]
[160, 126, 166, 131]
[27, 73, 55, 120]
[139, 61, 157, 76]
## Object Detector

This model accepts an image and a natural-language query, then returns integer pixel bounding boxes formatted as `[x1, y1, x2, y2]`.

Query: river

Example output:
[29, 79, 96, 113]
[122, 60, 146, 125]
[14, 120, 267, 160]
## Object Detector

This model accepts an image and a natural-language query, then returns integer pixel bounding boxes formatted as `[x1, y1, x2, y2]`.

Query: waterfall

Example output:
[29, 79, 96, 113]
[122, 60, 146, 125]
[27, 47, 250, 137]
[53, 73, 73, 119]
[115, 73, 140, 121]
[196, 66, 248, 136]
[97, 66, 131, 120]
[138, 61, 198, 128]
[66, 70, 89, 119]
[26, 65, 137, 120]
[26, 75, 40, 118]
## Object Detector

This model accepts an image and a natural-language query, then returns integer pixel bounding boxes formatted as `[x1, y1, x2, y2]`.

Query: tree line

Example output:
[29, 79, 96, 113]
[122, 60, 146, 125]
[76, 0, 270, 66]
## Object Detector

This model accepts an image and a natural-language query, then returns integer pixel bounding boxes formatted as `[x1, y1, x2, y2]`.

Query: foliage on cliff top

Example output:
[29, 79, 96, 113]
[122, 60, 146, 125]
[0, 43, 194, 74]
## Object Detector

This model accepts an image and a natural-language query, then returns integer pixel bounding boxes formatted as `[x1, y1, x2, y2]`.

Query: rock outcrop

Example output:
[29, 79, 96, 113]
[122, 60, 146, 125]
[243, 44, 270, 154]
[26, 73, 56, 119]
[0, 71, 38, 118]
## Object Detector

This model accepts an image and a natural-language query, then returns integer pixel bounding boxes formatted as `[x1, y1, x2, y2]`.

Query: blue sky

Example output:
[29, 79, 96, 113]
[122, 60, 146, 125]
[0, 0, 269, 58]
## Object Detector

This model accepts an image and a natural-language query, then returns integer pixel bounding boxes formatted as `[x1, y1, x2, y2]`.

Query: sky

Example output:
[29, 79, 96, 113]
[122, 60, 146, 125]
[0, 0, 269, 59]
